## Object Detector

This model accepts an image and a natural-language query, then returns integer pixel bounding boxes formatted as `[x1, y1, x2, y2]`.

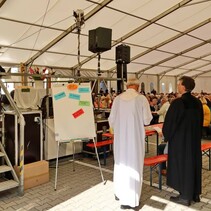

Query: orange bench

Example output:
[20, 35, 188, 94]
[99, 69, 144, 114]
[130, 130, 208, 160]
[201, 142, 211, 170]
[144, 154, 168, 190]
[86, 139, 113, 165]
[102, 133, 113, 138]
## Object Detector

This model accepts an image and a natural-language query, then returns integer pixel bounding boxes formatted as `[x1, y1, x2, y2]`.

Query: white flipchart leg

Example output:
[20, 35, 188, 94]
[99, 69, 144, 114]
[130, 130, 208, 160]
[92, 138, 105, 182]
[72, 141, 75, 171]
[54, 141, 60, 191]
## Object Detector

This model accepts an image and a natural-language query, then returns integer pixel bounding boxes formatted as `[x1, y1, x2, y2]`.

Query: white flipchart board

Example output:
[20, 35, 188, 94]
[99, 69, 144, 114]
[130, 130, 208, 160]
[52, 83, 96, 141]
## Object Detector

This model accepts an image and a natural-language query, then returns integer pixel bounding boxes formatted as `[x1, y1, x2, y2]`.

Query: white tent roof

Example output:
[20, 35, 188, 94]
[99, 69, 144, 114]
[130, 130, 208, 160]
[1, 0, 211, 78]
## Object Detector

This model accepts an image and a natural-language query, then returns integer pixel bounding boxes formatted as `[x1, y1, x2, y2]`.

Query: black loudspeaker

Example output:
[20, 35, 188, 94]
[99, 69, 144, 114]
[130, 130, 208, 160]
[116, 44, 130, 64]
[88, 27, 112, 53]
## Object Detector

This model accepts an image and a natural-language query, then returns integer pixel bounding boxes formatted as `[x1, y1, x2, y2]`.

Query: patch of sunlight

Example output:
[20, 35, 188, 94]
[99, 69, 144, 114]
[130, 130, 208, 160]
[48, 180, 114, 211]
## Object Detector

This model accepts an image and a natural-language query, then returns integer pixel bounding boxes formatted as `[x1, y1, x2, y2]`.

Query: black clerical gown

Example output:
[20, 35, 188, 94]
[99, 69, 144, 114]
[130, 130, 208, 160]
[163, 92, 203, 200]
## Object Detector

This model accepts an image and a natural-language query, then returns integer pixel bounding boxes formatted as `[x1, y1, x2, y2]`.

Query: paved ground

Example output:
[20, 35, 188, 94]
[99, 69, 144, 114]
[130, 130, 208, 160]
[0, 136, 211, 211]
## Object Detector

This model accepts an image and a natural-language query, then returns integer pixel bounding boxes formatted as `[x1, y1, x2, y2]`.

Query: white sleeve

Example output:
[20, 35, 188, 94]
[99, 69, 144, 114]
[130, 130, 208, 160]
[108, 97, 118, 128]
[142, 96, 153, 125]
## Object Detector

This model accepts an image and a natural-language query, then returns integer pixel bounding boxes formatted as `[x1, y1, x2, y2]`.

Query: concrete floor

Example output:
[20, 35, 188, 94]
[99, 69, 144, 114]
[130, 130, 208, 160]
[0, 136, 211, 211]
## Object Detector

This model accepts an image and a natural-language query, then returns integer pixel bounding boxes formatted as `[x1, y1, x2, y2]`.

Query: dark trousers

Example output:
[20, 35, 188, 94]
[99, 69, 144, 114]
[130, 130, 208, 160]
[157, 143, 167, 170]
[202, 126, 209, 138]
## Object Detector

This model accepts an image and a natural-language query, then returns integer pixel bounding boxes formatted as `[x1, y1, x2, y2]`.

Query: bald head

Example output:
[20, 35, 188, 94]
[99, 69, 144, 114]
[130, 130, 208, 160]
[126, 78, 140, 91]
[126, 78, 139, 91]
[126, 78, 140, 86]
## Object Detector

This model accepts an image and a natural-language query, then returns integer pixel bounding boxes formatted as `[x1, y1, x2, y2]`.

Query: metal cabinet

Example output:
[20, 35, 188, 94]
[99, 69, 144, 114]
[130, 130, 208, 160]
[3, 110, 43, 165]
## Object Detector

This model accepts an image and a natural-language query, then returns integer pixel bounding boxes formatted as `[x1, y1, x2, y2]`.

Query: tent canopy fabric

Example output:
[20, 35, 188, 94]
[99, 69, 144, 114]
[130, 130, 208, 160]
[1, 0, 211, 78]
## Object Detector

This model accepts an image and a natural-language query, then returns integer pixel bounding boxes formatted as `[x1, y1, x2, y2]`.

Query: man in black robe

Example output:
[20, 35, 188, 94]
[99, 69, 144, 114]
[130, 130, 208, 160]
[163, 76, 203, 206]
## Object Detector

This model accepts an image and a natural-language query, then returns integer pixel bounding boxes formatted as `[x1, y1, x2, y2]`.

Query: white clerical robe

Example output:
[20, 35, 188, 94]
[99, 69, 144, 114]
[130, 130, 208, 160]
[108, 89, 152, 207]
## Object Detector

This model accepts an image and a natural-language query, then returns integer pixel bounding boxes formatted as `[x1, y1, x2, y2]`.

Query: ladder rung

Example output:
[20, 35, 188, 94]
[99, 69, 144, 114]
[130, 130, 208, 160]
[0, 180, 19, 192]
[0, 152, 4, 157]
[0, 165, 12, 173]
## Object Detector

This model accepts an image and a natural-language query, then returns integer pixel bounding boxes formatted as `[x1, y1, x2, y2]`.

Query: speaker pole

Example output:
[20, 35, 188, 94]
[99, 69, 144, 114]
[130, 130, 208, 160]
[123, 63, 127, 82]
[73, 10, 85, 77]
[75, 26, 81, 77]
[97, 53, 101, 76]
[117, 63, 123, 94]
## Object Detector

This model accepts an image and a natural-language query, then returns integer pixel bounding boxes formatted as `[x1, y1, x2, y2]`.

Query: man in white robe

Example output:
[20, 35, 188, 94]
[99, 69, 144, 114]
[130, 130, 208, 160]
[108, 78, 152, 209]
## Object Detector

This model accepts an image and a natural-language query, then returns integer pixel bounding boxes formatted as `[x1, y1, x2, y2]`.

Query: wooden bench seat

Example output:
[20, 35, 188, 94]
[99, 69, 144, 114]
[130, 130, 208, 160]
[201, 142, 211, 170]
[144, 154, 168, 190]
[102, 133, 113, 138]
[86, 139, 113, 165]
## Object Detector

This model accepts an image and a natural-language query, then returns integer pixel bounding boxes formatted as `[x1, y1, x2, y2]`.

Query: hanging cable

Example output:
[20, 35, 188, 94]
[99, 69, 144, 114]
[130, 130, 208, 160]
[73, 10, 85, 77]
[77, 25, 81, 77]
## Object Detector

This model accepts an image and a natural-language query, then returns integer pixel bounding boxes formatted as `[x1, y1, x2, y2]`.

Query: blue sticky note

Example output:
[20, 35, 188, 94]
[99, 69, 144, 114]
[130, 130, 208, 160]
[78, 87, 89, 93]
[69, 93, 80, 100]
[54, 92, 66, 100]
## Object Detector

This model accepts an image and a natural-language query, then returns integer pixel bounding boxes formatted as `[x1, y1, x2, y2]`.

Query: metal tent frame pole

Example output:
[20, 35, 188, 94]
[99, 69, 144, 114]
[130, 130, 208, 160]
[0, 79, 25, 196]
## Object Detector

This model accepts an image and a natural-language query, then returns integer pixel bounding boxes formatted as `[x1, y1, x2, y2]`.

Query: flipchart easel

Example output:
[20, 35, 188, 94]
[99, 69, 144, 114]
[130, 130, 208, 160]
[51, 83, 104, 190]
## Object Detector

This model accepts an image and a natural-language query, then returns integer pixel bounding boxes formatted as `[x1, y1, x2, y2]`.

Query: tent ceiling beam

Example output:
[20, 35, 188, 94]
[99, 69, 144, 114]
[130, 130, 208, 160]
[137, 37, 211, 77]
[182, 0, 211, 7]
[192, 68, 211, 78]
[121, 19, 211, 64]
[0, 72, 119, 81]
[136, 18, 211, 61]
[25, 0, 113, 66]
[108, 18, 211, 74]
[0, 44, 113, 65]
[0, 44, 39, 53]
[1, 0, 211, 78]
[0, 17, 65, 32]
[176, 57, 211, 77]
[73, 0, 191, 72]
[111, 0, 191, 45]
[133, 18, 211, 75]
[0, 61, 105, 74]
[0, 0, 6, 8]
[163, 52, 211, 77]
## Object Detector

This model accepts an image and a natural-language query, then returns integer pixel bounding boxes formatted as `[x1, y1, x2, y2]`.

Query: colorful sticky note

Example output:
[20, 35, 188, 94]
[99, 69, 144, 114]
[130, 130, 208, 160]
[21, 88, 30, 92]
[69, 93, 80, 100]
[54, 92, 66, 100]
[78, 87, 89, 93]
[79, 101, 90, 106]
[72, 108, 84, 119]
[67, 83, 78, 90]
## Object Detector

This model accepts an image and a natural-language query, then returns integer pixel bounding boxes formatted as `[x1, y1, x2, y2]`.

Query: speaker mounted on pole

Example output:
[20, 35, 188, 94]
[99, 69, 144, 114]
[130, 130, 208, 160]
[88, 27, 112, 53]
[115, 44, 130, 93]
[88, 27, 112, 77]
[116, 44, 130, 64]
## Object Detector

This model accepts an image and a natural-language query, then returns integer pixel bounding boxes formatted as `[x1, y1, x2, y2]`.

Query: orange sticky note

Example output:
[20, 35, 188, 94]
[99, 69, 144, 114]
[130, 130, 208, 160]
[67, 83, 78, 90]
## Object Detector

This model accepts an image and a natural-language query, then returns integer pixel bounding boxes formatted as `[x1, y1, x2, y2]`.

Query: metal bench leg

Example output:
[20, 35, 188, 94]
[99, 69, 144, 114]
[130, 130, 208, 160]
[209, 149, 211, 171]
[103, 146, 106, 165]
[150, 166, 152, 187]
[145, 137, 149, 153]
[158, 163, 162, 190]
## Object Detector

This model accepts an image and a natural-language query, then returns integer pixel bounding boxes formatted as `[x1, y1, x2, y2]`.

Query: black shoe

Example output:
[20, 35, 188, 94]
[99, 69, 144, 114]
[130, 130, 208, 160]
[170, 195, 180, 200]
[170, 195, 191, 206]
[115, 195, 119, 201]
[120, 205, 133, 210]
[193, 195, 200, 202]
